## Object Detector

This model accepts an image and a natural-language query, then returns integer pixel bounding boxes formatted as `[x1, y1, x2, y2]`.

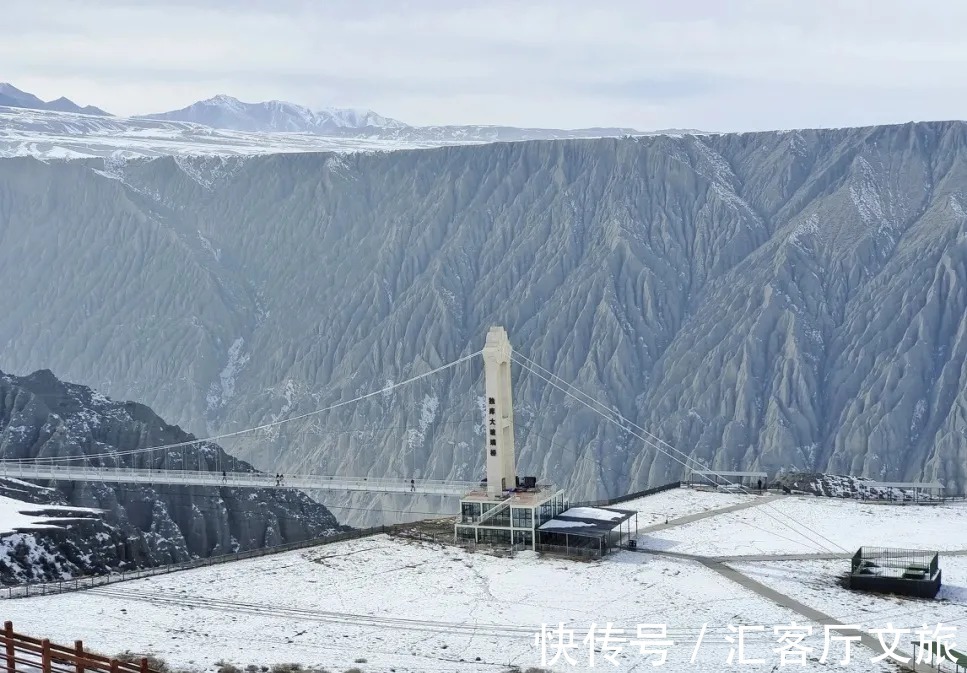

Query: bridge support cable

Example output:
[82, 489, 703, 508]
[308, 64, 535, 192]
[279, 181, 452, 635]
[511, 354, 847, 554]
[6, 349, 483, 466]
[513, 352, 709, 472]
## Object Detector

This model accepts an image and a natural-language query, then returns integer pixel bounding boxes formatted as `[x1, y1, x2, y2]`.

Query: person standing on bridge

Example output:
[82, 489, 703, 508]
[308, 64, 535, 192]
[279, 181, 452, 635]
[411, 479, 415, 492]
[222, 470, 227, 483]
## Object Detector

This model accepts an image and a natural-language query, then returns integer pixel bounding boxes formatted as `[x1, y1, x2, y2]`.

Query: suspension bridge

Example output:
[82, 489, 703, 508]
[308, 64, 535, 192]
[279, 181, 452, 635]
[0, 463, 479, 496]
[0, 325, 771, 503]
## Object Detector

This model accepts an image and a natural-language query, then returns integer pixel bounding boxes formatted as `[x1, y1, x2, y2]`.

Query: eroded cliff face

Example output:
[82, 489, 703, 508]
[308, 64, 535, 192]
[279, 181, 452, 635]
[0, 369, 343, 581]
[0, 123, 965, 524]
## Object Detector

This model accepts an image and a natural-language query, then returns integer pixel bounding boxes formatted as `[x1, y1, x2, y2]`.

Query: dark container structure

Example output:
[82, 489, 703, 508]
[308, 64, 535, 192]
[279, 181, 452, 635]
[848, 547, 941, 598]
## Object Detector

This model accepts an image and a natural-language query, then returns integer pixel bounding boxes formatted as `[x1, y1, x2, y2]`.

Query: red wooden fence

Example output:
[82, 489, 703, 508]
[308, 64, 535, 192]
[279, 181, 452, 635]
[1, 622, 159, 673]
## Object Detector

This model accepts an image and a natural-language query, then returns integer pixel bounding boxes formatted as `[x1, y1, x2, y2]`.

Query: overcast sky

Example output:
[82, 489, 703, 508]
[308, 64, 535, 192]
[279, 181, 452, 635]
[5, 0, 967, 132]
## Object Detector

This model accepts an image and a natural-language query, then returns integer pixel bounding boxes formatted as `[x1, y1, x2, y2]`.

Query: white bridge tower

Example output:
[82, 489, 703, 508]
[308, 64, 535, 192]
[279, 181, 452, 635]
[453, 325, 567, 550]
[483, 326, 517, 496]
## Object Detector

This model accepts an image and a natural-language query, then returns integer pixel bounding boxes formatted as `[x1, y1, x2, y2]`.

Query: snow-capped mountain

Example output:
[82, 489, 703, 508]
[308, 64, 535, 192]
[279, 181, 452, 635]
[0, 106, 476, 160]
[145, 93, 650, 140]
[0, 83, 111, 116]
[0, 83, 689, 160]
[145, 94, 407, 134]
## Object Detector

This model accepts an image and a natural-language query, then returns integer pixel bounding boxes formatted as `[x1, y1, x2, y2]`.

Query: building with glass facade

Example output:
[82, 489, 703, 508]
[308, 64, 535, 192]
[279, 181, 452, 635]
[454, 486, 567, 549]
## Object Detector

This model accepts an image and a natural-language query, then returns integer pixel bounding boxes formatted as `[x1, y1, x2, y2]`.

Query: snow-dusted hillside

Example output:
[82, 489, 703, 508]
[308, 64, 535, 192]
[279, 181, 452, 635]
[3, 123, 967, 526]
[4, 490, 964, 672]
[0, 367, 345, 583]
[0, 491, 99, 534]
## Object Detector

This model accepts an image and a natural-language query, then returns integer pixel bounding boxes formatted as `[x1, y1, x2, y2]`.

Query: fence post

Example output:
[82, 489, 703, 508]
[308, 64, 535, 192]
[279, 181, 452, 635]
[41, 640, 51, 673]
[139, 658, 148, 673]
[74, 641, 84, 673]
[4, 621, 15, 673]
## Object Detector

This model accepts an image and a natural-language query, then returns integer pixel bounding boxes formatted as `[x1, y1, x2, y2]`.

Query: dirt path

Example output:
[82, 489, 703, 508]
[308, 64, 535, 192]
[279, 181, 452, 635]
[637, 493, 783, 534]
[699, 558, 932, 672]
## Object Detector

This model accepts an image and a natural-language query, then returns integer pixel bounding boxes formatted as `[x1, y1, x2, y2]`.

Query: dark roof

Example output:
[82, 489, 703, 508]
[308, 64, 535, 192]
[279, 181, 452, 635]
[538, 506, 636, 538]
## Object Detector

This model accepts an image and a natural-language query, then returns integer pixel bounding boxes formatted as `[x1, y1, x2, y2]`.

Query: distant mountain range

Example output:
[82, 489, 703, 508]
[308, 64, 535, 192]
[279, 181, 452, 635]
[142, 93, 648, 141]
[0, 83, 683, 147]
[145, 93, 408, 134]
[0, 83, 111, 116]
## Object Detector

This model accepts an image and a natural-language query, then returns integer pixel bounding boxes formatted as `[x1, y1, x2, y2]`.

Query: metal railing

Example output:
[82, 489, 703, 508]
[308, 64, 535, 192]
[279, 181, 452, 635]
[0, 462, 476, 496]
[534, 543, 601, 560]
[569, 481, 681, 508]
[476, 499, 512, 526]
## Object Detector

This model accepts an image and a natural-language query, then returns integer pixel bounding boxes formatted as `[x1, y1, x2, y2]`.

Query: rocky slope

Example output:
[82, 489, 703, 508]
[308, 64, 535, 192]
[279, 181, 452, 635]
[770, 472, 942, 501]
[0, 122, 965, 524]
[0, 369, 344, 583]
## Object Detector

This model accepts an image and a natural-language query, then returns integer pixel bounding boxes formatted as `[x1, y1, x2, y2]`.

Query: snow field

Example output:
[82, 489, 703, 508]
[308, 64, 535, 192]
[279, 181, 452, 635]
[0, 493, 100, 533]
[732, 557, 967, 636]
[0, 533, 889, 673]
[641, 494, 967, 556]
[4, 490, 964, 672]
[620, 486, 755, 528]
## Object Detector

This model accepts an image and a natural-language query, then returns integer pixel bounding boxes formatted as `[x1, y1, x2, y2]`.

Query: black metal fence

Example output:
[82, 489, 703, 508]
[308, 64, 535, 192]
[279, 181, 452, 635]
[535, 543, 601, 560]
[848, 546, 941, 598]
[851, 547, 939, 577]
[570, 481, 681, 508]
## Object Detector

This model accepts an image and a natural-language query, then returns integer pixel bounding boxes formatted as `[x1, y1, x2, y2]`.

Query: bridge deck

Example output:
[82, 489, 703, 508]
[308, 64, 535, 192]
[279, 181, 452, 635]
[0, 463, 475, 496]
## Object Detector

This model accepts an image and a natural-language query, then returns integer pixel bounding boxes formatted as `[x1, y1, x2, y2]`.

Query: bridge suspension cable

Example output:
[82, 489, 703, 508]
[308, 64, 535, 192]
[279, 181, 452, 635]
[10, 350, 482, 465]
[511, 352, 848, 554]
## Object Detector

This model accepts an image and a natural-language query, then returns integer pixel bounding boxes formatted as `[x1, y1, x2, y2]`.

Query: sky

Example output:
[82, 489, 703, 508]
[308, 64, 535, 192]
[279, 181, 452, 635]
[4, 0, 967, 132]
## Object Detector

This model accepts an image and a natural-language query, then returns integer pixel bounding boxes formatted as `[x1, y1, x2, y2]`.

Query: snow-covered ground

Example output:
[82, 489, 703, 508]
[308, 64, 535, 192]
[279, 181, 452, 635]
[0, 492, 99, 533]
[3, 490, 964, 673]
[733, 557, 967, 636]
[619, 487, 754, 528]
[641, 494, 967, 556]
[0, 107, 479, 160]
[0, 104, 697, 161]
[1, 534, 892, 673]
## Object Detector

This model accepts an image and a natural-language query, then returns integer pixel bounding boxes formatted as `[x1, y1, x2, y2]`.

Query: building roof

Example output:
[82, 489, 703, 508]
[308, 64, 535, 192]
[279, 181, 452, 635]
[538, 506, 636, 537]
[460, 486, 561, 506]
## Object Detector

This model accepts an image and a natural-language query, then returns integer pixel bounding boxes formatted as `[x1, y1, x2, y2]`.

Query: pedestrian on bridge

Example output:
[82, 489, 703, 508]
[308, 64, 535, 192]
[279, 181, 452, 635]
[411, 479, 415, 492]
